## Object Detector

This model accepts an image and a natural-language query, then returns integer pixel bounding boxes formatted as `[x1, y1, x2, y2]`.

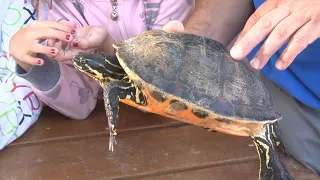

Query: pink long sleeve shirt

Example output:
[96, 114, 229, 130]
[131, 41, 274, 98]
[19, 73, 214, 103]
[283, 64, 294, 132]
[15, 0, 194, 119]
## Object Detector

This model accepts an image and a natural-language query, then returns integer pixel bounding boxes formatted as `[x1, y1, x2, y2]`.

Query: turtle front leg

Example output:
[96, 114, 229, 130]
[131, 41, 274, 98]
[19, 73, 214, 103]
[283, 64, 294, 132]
[102, 79, 147, 152]
[252, 124, 294, 180]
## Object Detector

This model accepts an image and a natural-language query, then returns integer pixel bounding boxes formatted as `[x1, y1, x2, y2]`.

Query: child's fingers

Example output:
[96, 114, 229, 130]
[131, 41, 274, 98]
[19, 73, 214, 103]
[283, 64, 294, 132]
[47, 38, 62, 48]
[53, 39, 63, 49]
[33, 27, 73, 42]
[21, 54, 44, 66]
[47, 39, 56, 47]
[55, 47, 96, 62]
[73, 38, 89, 49]
[31, 43, 58, 57]
[31, 20, 76, 34]
[61, 21, 78, 29]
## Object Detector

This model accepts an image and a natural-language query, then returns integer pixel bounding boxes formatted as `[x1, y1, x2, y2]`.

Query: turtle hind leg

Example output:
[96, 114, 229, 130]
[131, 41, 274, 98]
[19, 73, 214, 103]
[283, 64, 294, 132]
[103, 79, 147, 152]
[271, 122, 288, 155]
[252, 124, 294, 180]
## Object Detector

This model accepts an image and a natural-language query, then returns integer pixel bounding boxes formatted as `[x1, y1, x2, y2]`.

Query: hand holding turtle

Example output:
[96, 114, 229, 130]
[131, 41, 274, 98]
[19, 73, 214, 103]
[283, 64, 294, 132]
[9, 20, 76, 71]
[230, 0, 320, 70]
[47, 25, 109, 61]
[163, 20, 185, 33]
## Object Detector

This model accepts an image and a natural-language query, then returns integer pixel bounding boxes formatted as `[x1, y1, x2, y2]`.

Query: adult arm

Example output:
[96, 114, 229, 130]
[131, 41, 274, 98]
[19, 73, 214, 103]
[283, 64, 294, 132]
[184, 0, 254, 47]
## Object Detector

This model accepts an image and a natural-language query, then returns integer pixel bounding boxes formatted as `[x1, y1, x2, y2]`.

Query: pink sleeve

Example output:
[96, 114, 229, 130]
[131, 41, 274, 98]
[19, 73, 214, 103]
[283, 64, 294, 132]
[33, 61, 101, 119]
[15, 54, 101, 120]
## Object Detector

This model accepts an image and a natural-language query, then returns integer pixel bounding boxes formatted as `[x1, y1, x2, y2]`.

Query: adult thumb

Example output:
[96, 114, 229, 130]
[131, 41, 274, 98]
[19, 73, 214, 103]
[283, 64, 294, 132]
[163, 20, 185, 33]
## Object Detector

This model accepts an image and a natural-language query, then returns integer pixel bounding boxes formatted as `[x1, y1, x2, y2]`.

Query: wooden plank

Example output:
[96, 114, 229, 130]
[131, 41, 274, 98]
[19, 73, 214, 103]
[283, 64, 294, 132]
[0, 126, 259, 180]
[138, 161, 260, 180]
[10, 101, 183, 147]
[138, 157, 319, 180]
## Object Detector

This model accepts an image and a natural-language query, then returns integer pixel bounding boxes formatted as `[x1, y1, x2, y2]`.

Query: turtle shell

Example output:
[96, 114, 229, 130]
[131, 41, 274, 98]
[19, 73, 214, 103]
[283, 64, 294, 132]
[113, 30, 280, 123]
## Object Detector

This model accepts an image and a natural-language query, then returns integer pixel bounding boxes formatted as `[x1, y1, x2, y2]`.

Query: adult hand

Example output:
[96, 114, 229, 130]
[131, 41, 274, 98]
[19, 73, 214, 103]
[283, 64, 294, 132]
[230, 0, 320, 70]
[163, 20, 185, 33]
[48, 25, 108, 61]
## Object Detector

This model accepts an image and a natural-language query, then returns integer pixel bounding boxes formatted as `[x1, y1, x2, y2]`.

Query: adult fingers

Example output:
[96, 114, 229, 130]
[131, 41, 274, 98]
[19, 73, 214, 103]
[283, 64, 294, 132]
[231, 5, 290, 60]
[233, 0, 279, 46]
[276, 20, 320, 70]
[251, 13, 307, 70]
[163, 20, 185, 32]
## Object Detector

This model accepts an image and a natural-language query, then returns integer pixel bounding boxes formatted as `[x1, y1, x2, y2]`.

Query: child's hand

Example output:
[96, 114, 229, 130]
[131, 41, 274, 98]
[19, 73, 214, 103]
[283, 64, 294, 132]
[9, 20, 76, 71]
[48, 25, 109, 61]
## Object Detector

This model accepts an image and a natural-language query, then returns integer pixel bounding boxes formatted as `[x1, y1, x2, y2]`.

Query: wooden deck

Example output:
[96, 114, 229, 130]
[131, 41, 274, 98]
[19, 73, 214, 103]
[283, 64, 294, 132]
[0, 101, 318, 180]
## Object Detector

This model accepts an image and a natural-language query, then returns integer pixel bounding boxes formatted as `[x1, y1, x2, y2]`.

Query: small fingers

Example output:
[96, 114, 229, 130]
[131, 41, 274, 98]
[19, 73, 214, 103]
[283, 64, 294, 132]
[31, 43, 58, 57]
[32, 27, 74, 42]
[71, 37, 94, 50]
[21, 54, 44, 66]
[276, 20, 320, 70]
[30, 20, 76, 34]
[55, 47, 95, 61]
[47, 38, 61, 47]
[53, 39, 63, 49]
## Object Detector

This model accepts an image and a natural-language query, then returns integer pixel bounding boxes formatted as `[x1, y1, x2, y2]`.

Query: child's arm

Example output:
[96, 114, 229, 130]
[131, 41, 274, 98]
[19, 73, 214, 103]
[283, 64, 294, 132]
[0, 63, 43, 150]
[0, 0, 45, 149]
[15, 54, 101, 120]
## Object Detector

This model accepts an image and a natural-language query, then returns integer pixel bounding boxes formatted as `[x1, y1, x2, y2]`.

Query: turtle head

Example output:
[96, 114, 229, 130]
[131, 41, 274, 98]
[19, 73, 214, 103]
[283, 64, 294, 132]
[72, 52, 126, 82]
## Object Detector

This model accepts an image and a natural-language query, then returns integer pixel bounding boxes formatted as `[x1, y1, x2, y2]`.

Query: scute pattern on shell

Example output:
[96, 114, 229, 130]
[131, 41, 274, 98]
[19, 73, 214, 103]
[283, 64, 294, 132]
[114, 30, 280, 122]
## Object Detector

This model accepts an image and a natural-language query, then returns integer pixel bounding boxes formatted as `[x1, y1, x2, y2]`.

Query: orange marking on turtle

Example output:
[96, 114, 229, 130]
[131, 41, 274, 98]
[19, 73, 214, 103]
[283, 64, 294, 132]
[118, 79, 268, 137]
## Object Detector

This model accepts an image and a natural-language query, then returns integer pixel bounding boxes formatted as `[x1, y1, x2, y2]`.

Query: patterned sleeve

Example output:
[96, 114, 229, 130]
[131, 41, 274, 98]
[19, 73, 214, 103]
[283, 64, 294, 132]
[0, 0, 43, 150]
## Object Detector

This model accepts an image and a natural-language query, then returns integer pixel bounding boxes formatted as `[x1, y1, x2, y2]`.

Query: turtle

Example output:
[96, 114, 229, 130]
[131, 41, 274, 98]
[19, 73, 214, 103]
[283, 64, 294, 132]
[72, 30, 294, 180]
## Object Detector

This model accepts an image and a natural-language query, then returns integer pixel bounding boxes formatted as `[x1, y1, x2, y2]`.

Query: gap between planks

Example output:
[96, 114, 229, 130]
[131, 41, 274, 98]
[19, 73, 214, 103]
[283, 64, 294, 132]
[102, 156, 259, 180]
[6, 122, 189, 149]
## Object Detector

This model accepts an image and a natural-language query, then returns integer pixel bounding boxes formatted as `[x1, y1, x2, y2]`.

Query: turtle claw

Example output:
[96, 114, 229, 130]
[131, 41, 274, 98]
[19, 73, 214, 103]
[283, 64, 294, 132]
[108, 128, 117, 152]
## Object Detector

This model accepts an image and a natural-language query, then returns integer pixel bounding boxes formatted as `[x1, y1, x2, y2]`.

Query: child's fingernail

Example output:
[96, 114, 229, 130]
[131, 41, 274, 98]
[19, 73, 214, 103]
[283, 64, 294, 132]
[71, 29, 76, 34]
[51, 48, 56, 55]
[56, 39, 60, 43]
[66, 34, 71, 41]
